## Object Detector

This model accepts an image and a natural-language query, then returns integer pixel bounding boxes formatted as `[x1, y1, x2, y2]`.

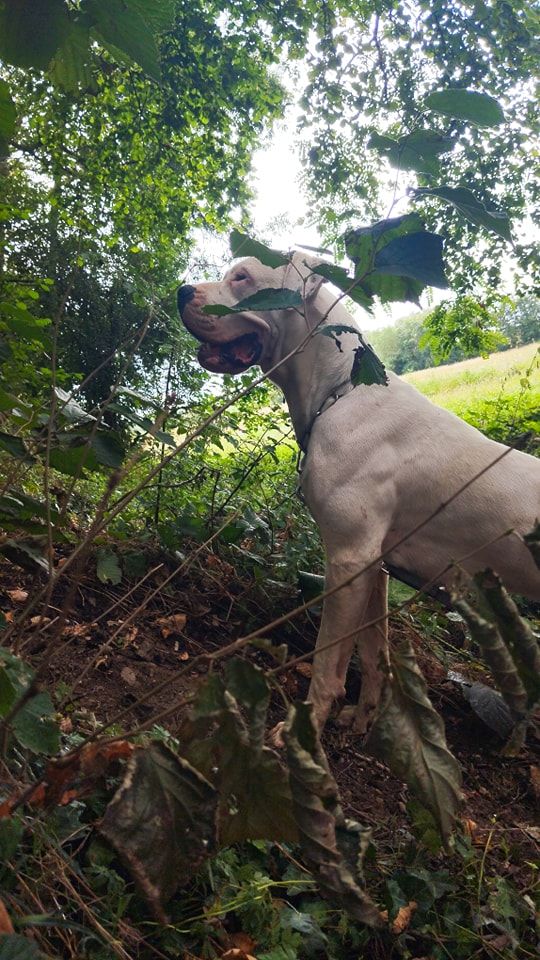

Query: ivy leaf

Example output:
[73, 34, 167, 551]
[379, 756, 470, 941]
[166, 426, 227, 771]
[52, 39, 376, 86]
[96, 548, 122, 586]
[229, 230, 289, 268]
[366, 640, 462, 845]
[369, 130, 453, 175]
[424, 89, 505, 127]
[88, 0, 161, 81]
[351, 345, 389, 387]
[412, 186, 511, 241]
[203, 288, 302, 315]
[373, 233, 448, 288]
[0, 0, 71, 70]
[13, 692, 60, 755]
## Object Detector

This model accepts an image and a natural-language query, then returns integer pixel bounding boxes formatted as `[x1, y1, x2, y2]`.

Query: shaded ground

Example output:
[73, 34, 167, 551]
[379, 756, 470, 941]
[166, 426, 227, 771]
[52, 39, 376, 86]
[2, 545, 538, 881]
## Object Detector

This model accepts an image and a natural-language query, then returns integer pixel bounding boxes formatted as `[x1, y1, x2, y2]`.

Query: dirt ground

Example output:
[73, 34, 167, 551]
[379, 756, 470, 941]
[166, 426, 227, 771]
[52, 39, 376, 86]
[2, 548, 539, 875]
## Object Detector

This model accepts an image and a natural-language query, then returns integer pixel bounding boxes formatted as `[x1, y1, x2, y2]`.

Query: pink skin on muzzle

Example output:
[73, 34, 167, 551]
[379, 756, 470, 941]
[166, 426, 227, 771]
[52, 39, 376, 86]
[179, 283, 270, 374]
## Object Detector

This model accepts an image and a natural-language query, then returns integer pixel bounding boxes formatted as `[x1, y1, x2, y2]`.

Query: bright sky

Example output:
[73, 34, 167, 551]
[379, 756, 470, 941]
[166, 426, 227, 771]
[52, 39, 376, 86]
[250, 122, 442, 331]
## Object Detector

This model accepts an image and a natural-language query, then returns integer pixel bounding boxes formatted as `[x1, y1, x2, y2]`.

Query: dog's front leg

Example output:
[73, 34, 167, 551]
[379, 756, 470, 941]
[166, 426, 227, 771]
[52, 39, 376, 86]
[307, 560, 387, 734]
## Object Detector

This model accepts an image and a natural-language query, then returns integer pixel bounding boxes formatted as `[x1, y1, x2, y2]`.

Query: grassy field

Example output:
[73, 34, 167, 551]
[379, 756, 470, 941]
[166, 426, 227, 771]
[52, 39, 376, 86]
[403, 343, 540, 449]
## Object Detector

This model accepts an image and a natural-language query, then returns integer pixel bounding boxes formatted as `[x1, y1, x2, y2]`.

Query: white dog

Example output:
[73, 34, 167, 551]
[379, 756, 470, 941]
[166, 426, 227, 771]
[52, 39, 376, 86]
[178, 253, 540, 734]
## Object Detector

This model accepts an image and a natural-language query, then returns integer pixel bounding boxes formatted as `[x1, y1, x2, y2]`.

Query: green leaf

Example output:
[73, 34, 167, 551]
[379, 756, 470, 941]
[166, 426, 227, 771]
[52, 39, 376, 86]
[100, 742, 217, 921]
[125, 0, 176, 33]
[0, 303, 51, 344]
[412, 186, 511, 241]
[88, 0, 161, 81]
[473, 569, 540, 707]
[374, 232, 448, 288]
[345, 214, 434, 301]
[312, 263, 373, 311]
[91, 431, 126, 468]
[96, 548, 122, 585]
[351, 345, 388, 386]
[284, 702, 384, 927]
[229, 230, 289, 268]
[0, 79, 16, 156]
[424, 89, 505, 127]
[13, 692, 60, 755]
[366, 640, 462, 845]
[203, 287, 302, 316]
[298, 570, 325, 603]
[48, 22, 96, 93]
[369, 130, 453, 175]
[0, 934, 43, 959]
[0, 0, 71, 70]
[0, 539, 49, 573]
[0, 432, 33, 463]
[107, 403, 174, 445]
[0, 666, 17, 715]
[48, 443, 99, 477]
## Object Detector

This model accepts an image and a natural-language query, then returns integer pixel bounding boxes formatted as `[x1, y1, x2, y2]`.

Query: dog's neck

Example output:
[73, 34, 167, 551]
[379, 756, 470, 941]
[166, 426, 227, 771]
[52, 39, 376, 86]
[263, 287, 362, 448]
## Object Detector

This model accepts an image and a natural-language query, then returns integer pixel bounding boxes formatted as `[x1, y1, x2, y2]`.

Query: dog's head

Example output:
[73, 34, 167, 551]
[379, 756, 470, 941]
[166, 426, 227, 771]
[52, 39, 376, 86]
[177, 252, 326, 374]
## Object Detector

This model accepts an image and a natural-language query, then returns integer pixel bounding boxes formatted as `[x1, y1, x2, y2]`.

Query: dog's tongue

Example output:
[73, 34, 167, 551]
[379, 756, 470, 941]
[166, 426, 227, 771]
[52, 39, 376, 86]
[198, 334, 260, 373]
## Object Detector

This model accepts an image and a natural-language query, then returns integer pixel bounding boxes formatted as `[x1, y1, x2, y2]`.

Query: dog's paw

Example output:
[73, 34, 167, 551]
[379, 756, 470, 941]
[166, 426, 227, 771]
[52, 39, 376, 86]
[269, 721, 286, 749]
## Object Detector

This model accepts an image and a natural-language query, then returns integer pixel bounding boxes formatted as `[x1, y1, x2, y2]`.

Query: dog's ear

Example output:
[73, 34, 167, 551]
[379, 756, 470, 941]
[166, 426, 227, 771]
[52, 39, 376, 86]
[283, 251, 328, 299]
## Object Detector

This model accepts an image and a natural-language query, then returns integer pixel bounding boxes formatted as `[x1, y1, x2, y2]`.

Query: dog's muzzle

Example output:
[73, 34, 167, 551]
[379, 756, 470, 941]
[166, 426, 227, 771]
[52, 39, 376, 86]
[177, 283, 264, 374]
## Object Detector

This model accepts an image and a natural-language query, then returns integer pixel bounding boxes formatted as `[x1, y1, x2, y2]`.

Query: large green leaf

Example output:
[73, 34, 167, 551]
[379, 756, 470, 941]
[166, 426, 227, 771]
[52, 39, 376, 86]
[100, 742, 217, 922]
[203, 287, 302, 316]
[284, 702, 384, 927]
[366, 640, 462, 845]
[0, 432, 33, 463]
[412, 186, 511, 241]
[373, 232, 448, 288]
[48, 22, 96, 93]
[312, 262, 373, 310]
[90, 430, 126, 468]
[96, 548, 122, 586]
[0, 79, 16, 156]
[345, 213, 424, 278]
[126, 0, 176, 33]
[424, 89, 505, 127]
[351, 344, 389, 386]
[48, 443, 100, 476]
[369, 130, 453, 175]
[13, 692, 60, 755]
[229, 230, 289, 268]
[88, 0, 161, 80]
[0, 0, 71, 70]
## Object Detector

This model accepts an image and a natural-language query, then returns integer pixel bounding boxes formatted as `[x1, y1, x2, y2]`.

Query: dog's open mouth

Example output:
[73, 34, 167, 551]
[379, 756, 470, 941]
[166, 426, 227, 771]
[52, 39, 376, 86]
[197, 332, 263, 373]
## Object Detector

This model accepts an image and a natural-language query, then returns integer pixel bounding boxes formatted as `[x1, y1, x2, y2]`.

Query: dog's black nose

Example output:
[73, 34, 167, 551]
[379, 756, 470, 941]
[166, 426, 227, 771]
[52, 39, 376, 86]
[177, 284, 196, 314]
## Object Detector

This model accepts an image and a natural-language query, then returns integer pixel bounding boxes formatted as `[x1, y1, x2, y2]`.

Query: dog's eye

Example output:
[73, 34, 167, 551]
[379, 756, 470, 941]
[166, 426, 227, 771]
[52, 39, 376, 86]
[232, 272, 249, 283]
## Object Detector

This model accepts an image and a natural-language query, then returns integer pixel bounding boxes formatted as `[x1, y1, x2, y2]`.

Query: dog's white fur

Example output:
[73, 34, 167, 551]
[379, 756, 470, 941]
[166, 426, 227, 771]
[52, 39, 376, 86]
[180, 253, 540, 733]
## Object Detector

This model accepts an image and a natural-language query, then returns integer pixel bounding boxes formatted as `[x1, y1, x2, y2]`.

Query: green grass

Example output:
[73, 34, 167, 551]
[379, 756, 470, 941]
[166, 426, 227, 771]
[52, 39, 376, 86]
[403, 342, 539, 411]
[403, 343, 540, 450]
